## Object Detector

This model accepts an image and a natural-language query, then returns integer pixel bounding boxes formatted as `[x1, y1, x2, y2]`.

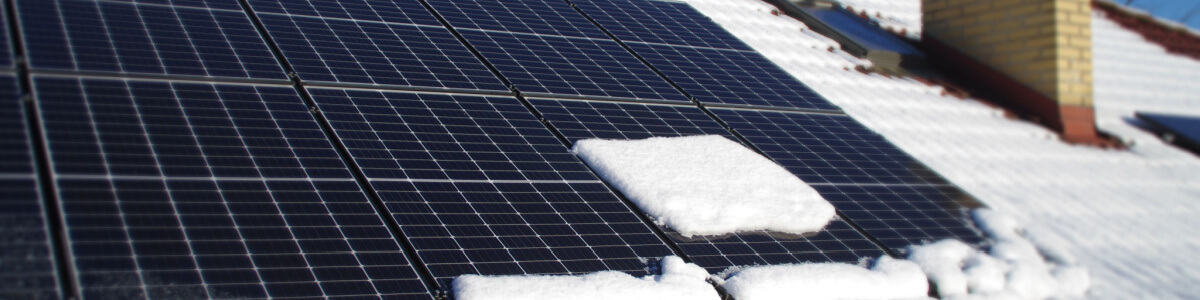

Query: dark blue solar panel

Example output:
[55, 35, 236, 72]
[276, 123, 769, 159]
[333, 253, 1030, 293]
[710, 108, 984, 252]
[1137, 112, 1200, 154]
[35, 77, 432, 299]
[459, 29, 688, 102]
[574, 0, 754, 51]
[711, 109, 951, 185]
[18, 0, 286, 79]
[308, 89, 676, 285]
[247, 0, 441, 26]
[627, 43, 838, 111]
[528, 98, 887, 270]
[0, 75, 60, 300]
[257, 13, 507, 92]
[427, 0, 609, 39]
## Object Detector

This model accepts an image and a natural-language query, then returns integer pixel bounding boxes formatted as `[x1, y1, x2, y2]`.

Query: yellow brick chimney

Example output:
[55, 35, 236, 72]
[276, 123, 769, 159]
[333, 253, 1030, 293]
[921, 0, 1100, 142]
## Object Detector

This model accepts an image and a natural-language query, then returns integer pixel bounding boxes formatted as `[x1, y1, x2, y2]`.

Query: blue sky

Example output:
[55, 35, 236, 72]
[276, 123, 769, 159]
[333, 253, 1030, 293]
[1118, 0, 1200, 29]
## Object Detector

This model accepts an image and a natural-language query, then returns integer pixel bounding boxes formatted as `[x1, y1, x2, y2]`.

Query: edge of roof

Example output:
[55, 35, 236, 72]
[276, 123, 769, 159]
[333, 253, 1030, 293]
[1093, 0, 1200, 61]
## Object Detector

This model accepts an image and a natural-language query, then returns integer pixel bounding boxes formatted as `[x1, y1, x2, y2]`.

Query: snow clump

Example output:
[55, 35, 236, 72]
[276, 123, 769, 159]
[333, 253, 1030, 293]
[571, 135, 835, 237]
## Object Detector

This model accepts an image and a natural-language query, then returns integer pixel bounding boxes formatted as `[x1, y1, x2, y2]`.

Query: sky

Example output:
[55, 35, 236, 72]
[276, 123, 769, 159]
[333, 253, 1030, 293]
[1118, 0, 1200, 29]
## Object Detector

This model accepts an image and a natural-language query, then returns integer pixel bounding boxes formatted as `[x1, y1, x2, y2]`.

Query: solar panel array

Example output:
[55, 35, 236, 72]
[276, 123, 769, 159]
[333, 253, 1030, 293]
[1, 0, 987, 298]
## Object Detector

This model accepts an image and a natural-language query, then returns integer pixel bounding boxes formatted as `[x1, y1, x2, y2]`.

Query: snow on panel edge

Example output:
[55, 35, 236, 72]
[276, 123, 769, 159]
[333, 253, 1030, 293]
[718, 256, 930, 300]
[451, 256, 719, 300]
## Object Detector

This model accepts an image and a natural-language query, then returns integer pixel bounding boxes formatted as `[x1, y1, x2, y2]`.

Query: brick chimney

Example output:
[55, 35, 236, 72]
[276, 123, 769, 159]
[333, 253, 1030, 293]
[921, 0, 1101, 143]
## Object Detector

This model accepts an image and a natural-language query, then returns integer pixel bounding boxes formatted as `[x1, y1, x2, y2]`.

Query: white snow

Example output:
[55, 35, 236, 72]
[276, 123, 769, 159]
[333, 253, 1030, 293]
[570, 135, 835, 237]
[718, 256, 930, 300]
[906, 209, 1089, 299]
[451, 256, 719, 300]
[684, 0, 1200, 298]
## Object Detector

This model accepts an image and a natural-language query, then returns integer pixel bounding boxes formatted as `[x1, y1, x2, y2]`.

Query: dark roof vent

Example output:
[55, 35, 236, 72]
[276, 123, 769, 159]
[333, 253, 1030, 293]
[1136, 112, 1200, 155]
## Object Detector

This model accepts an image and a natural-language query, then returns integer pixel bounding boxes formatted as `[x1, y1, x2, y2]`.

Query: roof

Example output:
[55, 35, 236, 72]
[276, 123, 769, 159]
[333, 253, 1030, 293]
[709, 0, 1200, 297]
[3, 0, 1198, 299]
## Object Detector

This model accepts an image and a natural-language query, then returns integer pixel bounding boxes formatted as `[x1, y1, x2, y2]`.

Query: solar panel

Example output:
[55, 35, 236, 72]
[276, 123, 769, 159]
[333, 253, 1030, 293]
[255, 13, 507, 92]
[35, 77, 432, 299]
[528, 98, 887, 270]
[427, 0, 609, 39]
[0, 75, 60, 300]
[1136, 111, 1200, 155]
[247, 0, 441, 27]
[459, 29, 688, 102]
[627, 43, 838, 111]
[573, 0, 755, 51]
[18, 0, 286, 80]
[307, 88, 677, 286]
[709, 108, 984, 251]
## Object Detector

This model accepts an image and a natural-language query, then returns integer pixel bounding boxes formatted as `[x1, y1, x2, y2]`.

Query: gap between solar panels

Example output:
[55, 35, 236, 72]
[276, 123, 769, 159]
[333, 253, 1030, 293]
[3, 0, 73, 297]
[235, 0, 446, 295]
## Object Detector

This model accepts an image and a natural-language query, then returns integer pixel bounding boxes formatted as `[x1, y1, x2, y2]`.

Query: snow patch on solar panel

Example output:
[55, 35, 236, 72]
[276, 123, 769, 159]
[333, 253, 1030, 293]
[906, 209, 1090, 299]
[570, 135, 835, 237]
[451, 256, 718, 300]
[716, 256, 930, 300]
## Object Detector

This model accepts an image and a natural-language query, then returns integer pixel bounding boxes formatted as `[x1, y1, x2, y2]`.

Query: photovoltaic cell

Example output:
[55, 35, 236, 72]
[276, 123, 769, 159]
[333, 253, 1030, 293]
[710, 108, 984, 252]
[459, 29, 688, 102]
[18, 0, 286, 80]
[0, 75, 60, 300]
[528, 98, 887, 270]
[308, 88, 676, 286]
[256, 13, 507, 92]
[627, 43, 837, 111]
[35, 77, 432, 299]
[573, 0, 754, 51]
[308, 89, 597, 181]
[427, 0, 609, 39]
[247, 0, 441, 26]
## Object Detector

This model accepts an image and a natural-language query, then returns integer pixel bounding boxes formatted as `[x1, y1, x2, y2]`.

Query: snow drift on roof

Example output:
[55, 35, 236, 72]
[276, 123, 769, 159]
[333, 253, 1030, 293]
[570, 135, 835, 237]
[451, 256, 719, 300]
[907, 209, 1089, 299]
[717, 256, 929, 300]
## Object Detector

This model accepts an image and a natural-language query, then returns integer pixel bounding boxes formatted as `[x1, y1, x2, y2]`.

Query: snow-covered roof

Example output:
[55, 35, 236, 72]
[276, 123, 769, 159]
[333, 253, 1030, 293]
[685, 0, 1200, 298]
